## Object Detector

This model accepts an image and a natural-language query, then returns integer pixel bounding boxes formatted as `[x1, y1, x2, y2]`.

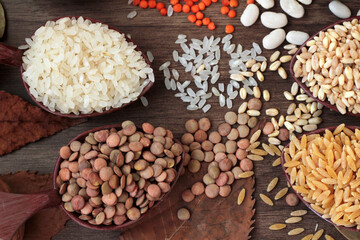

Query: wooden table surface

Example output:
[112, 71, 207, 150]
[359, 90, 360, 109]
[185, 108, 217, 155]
[1, 0, 360, 239]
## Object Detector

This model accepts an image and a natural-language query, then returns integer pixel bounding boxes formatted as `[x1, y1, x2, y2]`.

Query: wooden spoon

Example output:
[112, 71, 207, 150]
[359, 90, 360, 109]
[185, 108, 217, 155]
[0, 16, 154, 118]
[280, 126, 360, 239]
[289, 16, 360, 118]
[0, 124, 184, 240]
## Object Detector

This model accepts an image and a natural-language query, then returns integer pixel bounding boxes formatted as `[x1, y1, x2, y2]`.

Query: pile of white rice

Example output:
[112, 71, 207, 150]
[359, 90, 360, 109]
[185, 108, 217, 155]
[21, 17, 154, 115]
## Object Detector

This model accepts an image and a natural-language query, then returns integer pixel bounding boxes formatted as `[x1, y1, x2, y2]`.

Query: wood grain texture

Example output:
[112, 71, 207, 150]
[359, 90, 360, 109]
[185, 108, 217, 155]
[1, 0, 360, 239]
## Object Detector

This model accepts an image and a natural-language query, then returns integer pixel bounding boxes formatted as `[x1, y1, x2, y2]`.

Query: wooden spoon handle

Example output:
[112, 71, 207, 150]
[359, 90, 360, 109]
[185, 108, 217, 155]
[0, 43, 23, 67]
[0, 189, 60, 240]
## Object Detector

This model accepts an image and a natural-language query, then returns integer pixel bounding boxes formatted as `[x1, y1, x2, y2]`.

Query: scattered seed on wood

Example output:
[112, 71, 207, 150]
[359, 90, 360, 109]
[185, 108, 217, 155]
[272, 158, 281, 167]
[288, 228, 304, 235]
[260, 193, 274, 206]
[269, 223, 286, 230]
[285, 217, 302, 224]
[237, 188, 246, 205]
[250, 129, 262, 143]
[274, 187, 288, 200]
[247, 154, 264, 161]
[262, 143, 275, 156]
[269, 61, 281, 71]
[290, 210, 307, 217]
[267, 177, 279, 192]
[270, 51, 280, 62]
[238, 171, 254, 178]
[324, 234, 335, 240]
[312, 229, 324, 240]
[301, 234, 314, 240]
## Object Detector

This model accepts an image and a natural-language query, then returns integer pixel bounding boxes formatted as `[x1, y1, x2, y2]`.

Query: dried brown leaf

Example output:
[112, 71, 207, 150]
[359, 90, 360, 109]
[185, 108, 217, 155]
[0, 171, 69, 240]
[0, 91, 86, 156]
[119, 171, 255, 240]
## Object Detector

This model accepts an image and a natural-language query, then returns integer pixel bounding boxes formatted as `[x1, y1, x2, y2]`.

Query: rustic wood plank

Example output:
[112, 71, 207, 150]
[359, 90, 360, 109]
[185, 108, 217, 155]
[1, 0, 359, 239]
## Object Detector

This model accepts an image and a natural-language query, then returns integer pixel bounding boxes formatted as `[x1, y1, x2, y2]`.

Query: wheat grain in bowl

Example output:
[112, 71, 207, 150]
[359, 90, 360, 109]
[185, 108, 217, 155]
[21, 16, 154, 115]
[292, 17, 360, 115]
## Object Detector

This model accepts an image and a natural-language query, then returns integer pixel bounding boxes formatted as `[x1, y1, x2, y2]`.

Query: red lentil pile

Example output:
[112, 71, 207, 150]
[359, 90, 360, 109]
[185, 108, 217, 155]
[131, 0, 249, 33]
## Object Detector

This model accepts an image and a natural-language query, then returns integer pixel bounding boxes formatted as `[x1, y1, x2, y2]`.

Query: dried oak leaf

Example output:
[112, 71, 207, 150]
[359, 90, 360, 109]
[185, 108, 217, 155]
[0, 178, 25, 240]
[0, 171, 69, 240]
[0, 91, 86, 156]
[119, 172, 255, 240]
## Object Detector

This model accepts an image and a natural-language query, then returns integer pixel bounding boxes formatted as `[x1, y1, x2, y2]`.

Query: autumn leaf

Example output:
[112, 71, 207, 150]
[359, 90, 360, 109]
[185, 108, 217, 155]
[119, 171, 255, 240]
[0, 91, 86, 156]
[0, 171, 69, 240]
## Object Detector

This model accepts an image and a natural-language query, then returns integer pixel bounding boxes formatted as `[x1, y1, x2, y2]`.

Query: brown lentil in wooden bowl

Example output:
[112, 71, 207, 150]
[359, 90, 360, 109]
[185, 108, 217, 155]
[53, 121, 184, 231]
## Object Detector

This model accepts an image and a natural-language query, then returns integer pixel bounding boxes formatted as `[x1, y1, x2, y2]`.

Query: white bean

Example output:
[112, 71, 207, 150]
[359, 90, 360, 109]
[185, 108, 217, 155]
[240, 4, 260, 27]
[286, 31, 309, 45]
[256, 0, 275, 9]
[261, 12, 288, 29]
[297, 0, 312, 5]
[329, 1, 351, 19]
[280, 0, 305, 18]
[262, 29, 286, 50]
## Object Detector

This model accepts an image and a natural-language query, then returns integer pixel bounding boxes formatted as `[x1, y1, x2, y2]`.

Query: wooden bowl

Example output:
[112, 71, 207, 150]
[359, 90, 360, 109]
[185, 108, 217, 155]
[0, 124, 184, 239]
[0, 16, 154, 118]
[52, 124, 185, 231]
[280, 125, 360, 233]
[289, 16, 360, 118]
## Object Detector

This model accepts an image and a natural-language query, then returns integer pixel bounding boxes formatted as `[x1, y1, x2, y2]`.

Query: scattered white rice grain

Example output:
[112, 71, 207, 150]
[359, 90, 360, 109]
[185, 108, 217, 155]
[159, 61, 171, 71]
[198, 98, 206, 108]
[252, 42, 262, 54]
[229, 91, 238, 100]
[148, 72, 155, 82]
[182, 81, 191, 88]
[245, 85, 254, 95]
[201, 93, 212, 99]
[172, 69, 180, 80]
[146, 51, 154, 63]
[175, 92, 186, 97]
[230, 80, 240, 89]
[218, 83, 225, 92]
[212, 87, 220, 96]
[173, 50, 179, 62]
[248, 77, 258, 86]
[187, 105, 198, 111]
[219, 94, 225, 107]
[185, 62, 193, 72]
[179, 57, 187, 67]
[226, 98, 233, 109]
[178, 34, 187, 39]
[177, 82, 184, 93]
[140, 96, 148, 107]
[222, 34, 233, 43]
[175, 38, 187, 44]
[164, 78, 171, 90]
[164, 68, 171, 78]
[127, 11, 137, 19]
[167, 5, 173, 16]
[227, 84, 234, 95]
[181, 43, 190, 54]
[181, 96, 192, 102]
[170, 79, 176, 90]
[203, 104, 211, 113]
[186, 87, 196, 97]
